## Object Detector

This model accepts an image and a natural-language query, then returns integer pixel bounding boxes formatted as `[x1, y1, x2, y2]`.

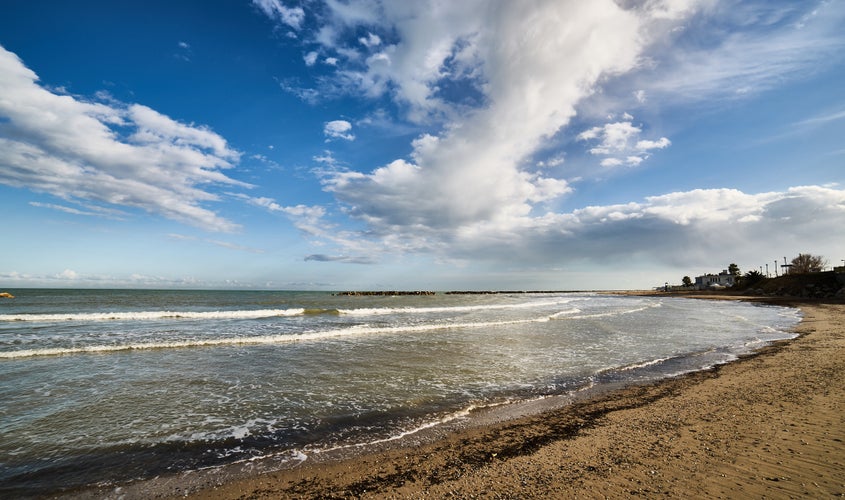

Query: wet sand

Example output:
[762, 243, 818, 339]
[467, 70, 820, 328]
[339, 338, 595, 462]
[142, 296, 844, 498]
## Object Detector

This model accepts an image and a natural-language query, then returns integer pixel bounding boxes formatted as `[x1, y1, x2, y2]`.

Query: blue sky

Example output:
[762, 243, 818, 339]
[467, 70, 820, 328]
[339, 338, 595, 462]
[1, 0, 843, 290]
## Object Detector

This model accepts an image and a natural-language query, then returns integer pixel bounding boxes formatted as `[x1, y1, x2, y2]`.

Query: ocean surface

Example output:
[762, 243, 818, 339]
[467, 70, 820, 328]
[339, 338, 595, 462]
[0, 289, 801, 496]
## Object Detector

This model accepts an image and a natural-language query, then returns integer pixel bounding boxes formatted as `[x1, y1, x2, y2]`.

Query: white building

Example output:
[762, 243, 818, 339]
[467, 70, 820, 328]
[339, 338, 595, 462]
[694, 270, 736, 290]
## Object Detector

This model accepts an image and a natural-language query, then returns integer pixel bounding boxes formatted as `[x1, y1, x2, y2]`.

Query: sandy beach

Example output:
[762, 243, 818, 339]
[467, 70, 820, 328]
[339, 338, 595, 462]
[138, 295, 843, 499]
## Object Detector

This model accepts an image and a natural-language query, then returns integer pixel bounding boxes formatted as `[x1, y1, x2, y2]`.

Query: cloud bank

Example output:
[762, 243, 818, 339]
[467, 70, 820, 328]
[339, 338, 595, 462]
[446, 185, 845, 270]
[0, 45, 246, 232]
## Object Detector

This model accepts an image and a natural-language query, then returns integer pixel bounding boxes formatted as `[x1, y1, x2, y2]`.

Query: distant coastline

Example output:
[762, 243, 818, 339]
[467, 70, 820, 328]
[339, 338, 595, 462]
[333, 290, 585, 296]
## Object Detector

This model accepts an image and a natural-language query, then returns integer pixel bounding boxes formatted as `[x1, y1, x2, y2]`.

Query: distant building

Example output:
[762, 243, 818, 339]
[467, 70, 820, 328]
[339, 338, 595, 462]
[694, 270, 736, 290]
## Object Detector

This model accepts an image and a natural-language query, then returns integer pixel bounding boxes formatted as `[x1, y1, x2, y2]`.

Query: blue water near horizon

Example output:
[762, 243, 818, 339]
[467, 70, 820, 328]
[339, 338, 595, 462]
[0, 289, 801, 497]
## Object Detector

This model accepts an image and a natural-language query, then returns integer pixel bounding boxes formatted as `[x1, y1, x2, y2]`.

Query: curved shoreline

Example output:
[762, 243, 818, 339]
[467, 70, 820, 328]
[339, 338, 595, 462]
[70, 296, 845, 499]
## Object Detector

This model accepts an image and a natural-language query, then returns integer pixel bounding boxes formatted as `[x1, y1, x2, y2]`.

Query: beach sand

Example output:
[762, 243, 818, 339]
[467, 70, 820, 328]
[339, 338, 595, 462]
[138, 297, 844, 499]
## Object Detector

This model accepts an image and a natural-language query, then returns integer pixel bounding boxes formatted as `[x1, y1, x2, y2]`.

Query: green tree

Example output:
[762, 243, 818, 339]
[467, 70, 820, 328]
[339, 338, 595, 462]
[728, 263, 740, 276]
[790, 253, 828, 273]
[682, 276, 693, 287]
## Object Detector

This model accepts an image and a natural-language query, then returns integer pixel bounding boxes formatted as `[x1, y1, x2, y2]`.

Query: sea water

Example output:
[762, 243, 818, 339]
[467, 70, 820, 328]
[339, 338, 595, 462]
[0, 289, 801, 496]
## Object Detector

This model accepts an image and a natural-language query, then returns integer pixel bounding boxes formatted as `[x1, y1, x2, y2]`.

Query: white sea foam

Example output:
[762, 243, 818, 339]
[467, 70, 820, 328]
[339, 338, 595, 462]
[0, 298, 575, 323]
[0, 308, 306, 323]
[617, 357, 671, 371]
[548, 308, 581, 319]
[314, 402, 489, 455]
[0, 315, 557, 359]
[568, 302, 660, 319]
[338, 298, 576, 316]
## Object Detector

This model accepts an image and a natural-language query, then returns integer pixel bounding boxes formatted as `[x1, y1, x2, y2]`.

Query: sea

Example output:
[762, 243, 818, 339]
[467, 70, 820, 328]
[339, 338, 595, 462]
[0, 289, 801, 497]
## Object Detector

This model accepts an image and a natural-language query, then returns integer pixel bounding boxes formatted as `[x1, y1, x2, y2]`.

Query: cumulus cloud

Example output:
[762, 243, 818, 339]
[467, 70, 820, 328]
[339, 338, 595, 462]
[0, 45, 246, 232]
[578, 118, 671, 167]
[323, 120, 355, 141]
[314, 1, 660, 234]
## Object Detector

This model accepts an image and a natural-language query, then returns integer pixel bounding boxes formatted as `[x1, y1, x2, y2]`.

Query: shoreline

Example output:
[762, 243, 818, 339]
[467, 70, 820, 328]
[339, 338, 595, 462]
[73, 294, 845, 499]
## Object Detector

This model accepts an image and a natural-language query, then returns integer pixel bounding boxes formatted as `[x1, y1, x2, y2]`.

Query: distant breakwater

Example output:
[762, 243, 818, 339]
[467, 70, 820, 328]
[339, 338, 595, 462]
[333, 290, 575, 296]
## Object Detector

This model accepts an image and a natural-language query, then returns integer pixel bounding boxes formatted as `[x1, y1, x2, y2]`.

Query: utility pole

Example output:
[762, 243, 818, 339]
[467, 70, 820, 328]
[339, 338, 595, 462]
[766, 263, 769, 277]
[774, 260, 779, 277]
[781, 256, 793, 275]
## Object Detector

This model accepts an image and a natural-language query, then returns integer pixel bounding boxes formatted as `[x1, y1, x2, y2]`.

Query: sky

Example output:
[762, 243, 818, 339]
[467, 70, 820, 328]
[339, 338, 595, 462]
[0, 0, 843, 291]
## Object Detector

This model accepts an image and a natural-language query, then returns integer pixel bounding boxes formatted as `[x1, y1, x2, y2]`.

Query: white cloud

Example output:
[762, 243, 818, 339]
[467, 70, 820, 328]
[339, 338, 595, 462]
[0, 45, 246, 232]
[304, 254, 375, 264]
[323, 0, 382, 28]
[536, 155, 565, 168]
[235, 193, 327, 235]
[640, 1, 845, 102]
[359, 32, 382, 48]
[323, 120, 355, 141]
[304, 51, 319, 66]
[579, 121, 643, 155]
[578, 117, 671, 166]
[57, 269, 78, 279]
[29, 201, 127, 219]
[633, 89, 647, 103]
[793, 108, 845, 127]
[635, 137, 672, 151]
[128, 104, 233, 158]
[600, 158, 624, 167]
[315, 1, 666, 236]
[0, 268, 265, 288]
[252, 0, 305, 29]
[168, 233, 265, 253]
[175, 41, 192, 61]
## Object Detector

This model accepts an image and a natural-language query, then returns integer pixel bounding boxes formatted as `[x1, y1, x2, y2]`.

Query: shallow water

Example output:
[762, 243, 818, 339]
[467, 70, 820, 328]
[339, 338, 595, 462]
[0, 289, 800, 496]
